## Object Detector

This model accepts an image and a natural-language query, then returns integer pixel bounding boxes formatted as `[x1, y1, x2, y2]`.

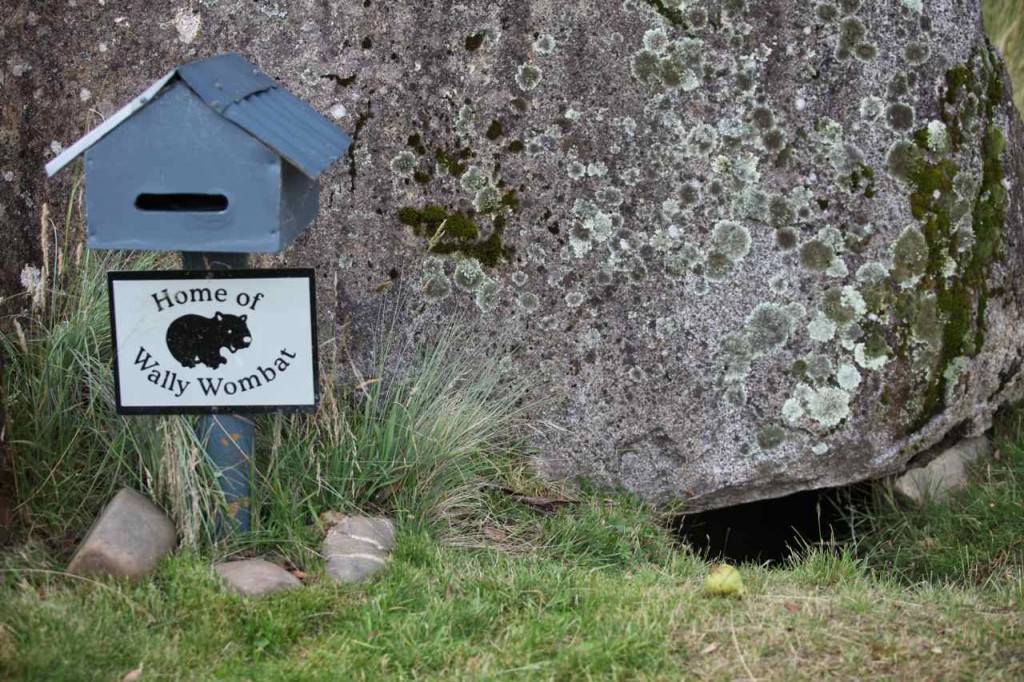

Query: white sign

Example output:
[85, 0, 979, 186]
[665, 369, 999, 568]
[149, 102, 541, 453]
[108, 270, 318, 414]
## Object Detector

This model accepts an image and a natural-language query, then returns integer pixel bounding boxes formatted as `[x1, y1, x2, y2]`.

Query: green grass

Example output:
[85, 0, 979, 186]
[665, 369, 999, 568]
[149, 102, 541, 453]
[2, 529, 1022, 681]
[854, 407, 1024, 602]
[1, 187, 538, 559]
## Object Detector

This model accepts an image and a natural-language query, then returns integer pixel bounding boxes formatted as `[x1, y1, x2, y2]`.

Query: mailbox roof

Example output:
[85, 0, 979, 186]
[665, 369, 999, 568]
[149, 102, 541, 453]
[46, 53, 350, 180]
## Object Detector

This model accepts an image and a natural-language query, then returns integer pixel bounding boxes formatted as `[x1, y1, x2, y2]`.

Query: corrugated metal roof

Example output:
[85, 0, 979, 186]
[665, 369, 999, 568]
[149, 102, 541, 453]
[220, 86, 351, 179]
[46, 53, 350, 180]
[177, 53, 278, 113]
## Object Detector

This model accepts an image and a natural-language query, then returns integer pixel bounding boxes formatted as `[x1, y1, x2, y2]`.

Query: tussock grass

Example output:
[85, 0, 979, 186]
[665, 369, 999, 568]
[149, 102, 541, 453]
[1, 186, 542, 560]
[0, 184, 220, 548]
[854, 413, 1024, 602]
[231, 318, 540, 564]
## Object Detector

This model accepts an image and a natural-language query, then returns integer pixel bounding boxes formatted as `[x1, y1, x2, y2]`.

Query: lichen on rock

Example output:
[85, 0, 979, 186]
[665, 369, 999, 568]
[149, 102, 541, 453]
[16, 0, 1024, 513]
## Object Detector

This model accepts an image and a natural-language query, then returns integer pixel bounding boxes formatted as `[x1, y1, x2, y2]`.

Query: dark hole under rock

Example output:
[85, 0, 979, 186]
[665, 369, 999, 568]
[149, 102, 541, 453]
[674, 484, 875, 565]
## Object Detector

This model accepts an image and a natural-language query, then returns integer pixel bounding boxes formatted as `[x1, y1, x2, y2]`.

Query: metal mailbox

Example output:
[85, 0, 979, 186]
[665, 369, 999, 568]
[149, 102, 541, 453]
[45, 53, 350, 253]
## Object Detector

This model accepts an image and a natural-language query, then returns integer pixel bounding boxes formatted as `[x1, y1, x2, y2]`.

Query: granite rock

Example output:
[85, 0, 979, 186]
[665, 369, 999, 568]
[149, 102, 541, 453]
[6, 1, 1024, 508]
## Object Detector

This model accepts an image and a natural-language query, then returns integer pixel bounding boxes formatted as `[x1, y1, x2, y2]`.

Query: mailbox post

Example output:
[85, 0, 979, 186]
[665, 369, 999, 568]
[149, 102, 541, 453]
[46, 54, 351, 534]
[182, 251, 255, 533]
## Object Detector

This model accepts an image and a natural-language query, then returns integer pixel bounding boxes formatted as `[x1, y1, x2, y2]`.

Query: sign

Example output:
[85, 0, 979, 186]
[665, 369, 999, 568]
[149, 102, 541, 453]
[108, 269, 318, 414]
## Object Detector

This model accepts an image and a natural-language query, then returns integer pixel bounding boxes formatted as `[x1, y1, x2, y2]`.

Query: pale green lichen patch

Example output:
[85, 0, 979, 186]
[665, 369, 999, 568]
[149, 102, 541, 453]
[533, 34, 556, 54]
[891, 224, 928, 287]
[745, 303, 795, 355]
[420, 257, 452, 302]
[704, 251, 735, 281]
[816, 3, 839, 22]
[806, 386, 852, 428]
[925, 120, 950, 152]
[853, 43, 878, 62]
[905, 42, 931, 65]
[390, 151, 417, 177]
[886, 103, 916, 131]
[784, 385, 852, 429]
[837, 362, 862, 390]
[821, 285, 866, 327]
[719, 334, 753, 383]
[711, 221, 752, 261]
[474, 186, 503, 213]
[799, 239, 835, 271]
[517, 292, 539, 311]
[782, 397, 805, 423]
[859, 96, 884, 120]
[475, 279, 500, 312]
[686, 123, 719, 157]
[453, 258, 486, 291]
[775, 228, 798, 250]
[565, 291, 585, 308]
[460, 165, 488, 192]
[515, 64, 543, 91]
[808, 312, 837, 343]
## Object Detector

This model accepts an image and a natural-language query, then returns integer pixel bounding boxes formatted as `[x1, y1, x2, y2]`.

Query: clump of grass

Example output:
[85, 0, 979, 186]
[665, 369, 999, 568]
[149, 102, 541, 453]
[983, 0, 1024, 115]
[234, 316, 540, 563]
[855, 416, 1024, 599]
[1, 186, 222, 549]
[2, 183, 543, 561]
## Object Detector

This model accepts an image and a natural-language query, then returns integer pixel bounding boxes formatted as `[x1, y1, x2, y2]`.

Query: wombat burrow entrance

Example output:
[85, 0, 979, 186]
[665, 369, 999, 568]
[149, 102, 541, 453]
[673, 484, 875, 565]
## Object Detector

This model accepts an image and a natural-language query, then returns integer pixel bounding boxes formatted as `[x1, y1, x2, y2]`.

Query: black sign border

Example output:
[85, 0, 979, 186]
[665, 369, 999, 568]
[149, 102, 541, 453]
[108, 269, 319, 416]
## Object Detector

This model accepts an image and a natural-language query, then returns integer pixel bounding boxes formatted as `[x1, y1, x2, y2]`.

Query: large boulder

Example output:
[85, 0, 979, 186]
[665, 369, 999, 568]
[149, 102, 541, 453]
[4, 1, 1024, 508]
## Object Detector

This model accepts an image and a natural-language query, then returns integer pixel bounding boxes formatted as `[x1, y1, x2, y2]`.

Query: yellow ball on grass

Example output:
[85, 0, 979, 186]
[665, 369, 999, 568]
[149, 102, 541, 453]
[705, 563, 744, 597]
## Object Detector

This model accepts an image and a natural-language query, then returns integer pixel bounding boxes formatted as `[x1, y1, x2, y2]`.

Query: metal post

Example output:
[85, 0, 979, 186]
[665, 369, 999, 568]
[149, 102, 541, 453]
[182, 252, 254, 533]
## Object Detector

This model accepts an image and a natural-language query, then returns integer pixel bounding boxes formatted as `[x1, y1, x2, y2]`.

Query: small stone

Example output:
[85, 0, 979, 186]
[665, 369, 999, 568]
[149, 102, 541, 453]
[214, 558, 301, 597]
[894, 437, 989, 505]
[67, 488, 176, 580]
[321, 515, 395, 584]
[324, 554, 388, 583]
[326, 515, 396, 551]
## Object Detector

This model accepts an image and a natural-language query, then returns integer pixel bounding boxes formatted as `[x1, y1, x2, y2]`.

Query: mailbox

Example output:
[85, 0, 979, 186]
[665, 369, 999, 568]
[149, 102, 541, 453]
[46, 53, 351, 253]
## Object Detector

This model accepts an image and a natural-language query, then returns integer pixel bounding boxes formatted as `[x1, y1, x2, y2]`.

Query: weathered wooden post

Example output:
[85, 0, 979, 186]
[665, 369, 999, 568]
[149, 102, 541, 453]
[46, 53, 350, 534]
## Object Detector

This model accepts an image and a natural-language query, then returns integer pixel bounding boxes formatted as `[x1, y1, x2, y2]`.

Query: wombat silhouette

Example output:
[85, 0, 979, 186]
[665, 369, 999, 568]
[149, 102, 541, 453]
[165, 311, 252, 370]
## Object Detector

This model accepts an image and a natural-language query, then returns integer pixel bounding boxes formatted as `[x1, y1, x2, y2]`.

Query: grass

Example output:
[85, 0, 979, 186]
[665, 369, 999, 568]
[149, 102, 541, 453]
[854, 406, 1024, 603]
[1, 529, 1022, 680]
[1, 186, 539, 558]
